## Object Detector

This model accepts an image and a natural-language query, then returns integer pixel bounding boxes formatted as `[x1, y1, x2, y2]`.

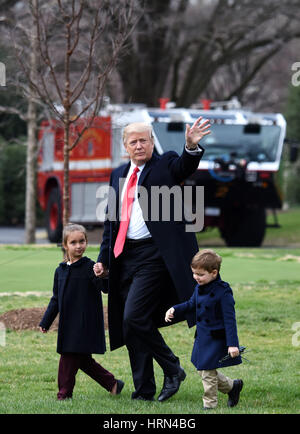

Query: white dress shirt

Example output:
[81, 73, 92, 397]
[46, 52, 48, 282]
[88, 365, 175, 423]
[120, 162, 151, 240]
[185, 144, 204, 155]
[121, 145, 202, 239]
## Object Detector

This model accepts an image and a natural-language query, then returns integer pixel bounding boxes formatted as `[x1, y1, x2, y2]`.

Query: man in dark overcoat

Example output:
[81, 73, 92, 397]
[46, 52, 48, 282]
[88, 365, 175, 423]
[94, 117, 210, 401]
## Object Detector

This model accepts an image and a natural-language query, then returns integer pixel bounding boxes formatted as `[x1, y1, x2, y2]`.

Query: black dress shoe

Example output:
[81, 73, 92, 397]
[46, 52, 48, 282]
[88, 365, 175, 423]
[116, 380, 125, 395]
[227, 379, 243, 407]
[132, 395, 155, 401]
[157, 366, 186, 402]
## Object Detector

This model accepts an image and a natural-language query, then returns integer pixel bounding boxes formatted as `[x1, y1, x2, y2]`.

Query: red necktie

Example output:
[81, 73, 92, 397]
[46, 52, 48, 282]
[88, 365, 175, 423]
[114, 166, 140, 258]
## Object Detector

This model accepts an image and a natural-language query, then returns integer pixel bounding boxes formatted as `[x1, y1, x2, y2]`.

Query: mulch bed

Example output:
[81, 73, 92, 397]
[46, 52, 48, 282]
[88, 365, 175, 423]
[0, 307, 108, 331]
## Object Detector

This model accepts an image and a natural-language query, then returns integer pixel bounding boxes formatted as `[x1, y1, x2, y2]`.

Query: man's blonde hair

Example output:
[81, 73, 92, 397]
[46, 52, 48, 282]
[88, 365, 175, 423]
[123, 122, 154, 144]
[191, 249, 222, 272]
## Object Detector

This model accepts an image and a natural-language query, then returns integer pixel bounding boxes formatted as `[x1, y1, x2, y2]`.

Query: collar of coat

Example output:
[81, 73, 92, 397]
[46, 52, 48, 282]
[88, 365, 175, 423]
[196, 273, 229, 296]
[118, 153, 160, 185]
[59, 256, 90, 268]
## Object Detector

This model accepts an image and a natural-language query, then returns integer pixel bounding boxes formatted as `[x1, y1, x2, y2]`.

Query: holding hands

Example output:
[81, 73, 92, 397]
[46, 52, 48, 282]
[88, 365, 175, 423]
[185, 116, 211, 150]
[165, 307, 175, 323]
[93, 262, 109, 278]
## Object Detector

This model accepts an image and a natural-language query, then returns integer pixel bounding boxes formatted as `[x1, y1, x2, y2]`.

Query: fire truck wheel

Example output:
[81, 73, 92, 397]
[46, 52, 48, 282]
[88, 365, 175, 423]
[220, 206, 266, 247]
[46, 188, 63, 243]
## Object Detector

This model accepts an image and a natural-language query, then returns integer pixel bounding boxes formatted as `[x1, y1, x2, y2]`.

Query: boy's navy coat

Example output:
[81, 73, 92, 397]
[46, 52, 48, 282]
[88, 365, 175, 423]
[173, 275, 242, 370]
[98, 147, 204, 351]
[40, 257, 106, 355]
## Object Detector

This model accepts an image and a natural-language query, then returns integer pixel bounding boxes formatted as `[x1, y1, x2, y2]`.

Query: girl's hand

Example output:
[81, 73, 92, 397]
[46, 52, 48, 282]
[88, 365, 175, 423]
[93, 262, 108, 277]
[228, 346, 239, 358]
[165, 307, 175, 323]
[39, 326, 48, 333]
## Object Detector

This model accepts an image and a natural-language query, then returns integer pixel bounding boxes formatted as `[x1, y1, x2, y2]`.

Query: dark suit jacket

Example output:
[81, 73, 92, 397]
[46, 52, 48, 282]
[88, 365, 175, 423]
[98, 147, 204, 351]
[40, 257, 106, 355]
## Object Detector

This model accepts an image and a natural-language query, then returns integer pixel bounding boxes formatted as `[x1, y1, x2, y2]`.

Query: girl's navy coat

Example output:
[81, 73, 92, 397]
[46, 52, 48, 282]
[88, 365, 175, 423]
[40, 257, 106, 355]
[173, 275, 242, 370]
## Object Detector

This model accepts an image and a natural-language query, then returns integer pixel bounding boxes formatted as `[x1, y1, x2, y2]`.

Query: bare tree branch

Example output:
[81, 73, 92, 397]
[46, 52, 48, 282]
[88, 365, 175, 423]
[0, 105, 28, 122]
[15, 0, 138, 226]
[32, 1, 64, 105]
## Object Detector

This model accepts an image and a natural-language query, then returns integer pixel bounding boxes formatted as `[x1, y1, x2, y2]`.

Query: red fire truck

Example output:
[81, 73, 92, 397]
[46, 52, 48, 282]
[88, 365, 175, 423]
[37, 102, 287, 246]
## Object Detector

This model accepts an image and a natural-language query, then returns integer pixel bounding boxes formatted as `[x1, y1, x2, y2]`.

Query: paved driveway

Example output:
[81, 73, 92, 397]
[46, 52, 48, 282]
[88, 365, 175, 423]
[0, 226, 103, 245]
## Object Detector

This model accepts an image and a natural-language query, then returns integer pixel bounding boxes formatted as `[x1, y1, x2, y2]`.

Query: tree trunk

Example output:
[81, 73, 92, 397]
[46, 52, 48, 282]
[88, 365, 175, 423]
[24, 0, 38, 244]
[63, 122, 70, 228]
[25, 97, 37, 243]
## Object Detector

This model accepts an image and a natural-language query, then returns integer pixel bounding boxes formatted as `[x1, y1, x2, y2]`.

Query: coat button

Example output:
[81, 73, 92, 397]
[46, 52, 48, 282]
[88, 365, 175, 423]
[210, 292, 215, 298]
[197, 303, 201, 308]
[197, 316, 202, 322]
[205, 306, 209, 310]
[205, 318, 210, 323]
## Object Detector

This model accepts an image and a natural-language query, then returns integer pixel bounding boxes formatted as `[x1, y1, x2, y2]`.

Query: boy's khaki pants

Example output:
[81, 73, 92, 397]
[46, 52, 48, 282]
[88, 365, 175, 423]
[199, 369, 234, 408]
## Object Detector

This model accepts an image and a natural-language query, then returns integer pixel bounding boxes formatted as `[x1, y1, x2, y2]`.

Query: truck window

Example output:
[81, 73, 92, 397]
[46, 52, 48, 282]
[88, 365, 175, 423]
[40, 130, 55, 170]
[153, 122, 281, 163]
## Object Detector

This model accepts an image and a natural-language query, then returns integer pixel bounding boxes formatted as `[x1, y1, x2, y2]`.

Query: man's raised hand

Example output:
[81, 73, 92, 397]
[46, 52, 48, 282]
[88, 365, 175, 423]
[185, 116, 211, 149]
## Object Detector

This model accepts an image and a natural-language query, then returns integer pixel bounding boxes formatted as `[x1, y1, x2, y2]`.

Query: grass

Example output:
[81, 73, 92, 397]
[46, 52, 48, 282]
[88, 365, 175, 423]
[0, 247, 300, 414]
[0, 282, 299, 415]
[0, 208, 300, 414]
[0, 245, 100, 294]
[1, 245, 300, 295]
[0, 278, 299, 415]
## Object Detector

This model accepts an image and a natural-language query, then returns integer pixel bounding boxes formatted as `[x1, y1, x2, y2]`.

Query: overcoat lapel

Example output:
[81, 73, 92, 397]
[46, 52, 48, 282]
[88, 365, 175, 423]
[113, 162, 131, 221]
[114, 156, 158, 221]
[138, 154, 158, 186]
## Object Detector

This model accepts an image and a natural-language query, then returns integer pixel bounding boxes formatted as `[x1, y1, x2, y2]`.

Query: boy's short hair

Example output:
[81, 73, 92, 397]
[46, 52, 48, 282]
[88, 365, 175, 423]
[191, 249, 222, 272]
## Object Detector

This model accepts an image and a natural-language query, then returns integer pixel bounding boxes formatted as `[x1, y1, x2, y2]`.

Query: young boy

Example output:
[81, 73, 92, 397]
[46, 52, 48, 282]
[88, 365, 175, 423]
[165, 249, 243, 409]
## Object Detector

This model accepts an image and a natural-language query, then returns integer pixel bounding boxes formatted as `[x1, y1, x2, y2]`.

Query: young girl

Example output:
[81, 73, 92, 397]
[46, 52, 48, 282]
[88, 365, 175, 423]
[39, 223, 124, 400]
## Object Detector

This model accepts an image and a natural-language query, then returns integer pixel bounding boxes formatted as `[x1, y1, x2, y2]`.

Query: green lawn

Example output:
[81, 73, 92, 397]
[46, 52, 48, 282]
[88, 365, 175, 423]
[1, 245, 300, 294]
[0, 243, 299, 414]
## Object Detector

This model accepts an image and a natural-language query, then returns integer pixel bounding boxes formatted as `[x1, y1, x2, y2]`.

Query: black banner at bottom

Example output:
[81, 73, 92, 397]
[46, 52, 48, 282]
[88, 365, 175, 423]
[0, 413, 291, 432]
